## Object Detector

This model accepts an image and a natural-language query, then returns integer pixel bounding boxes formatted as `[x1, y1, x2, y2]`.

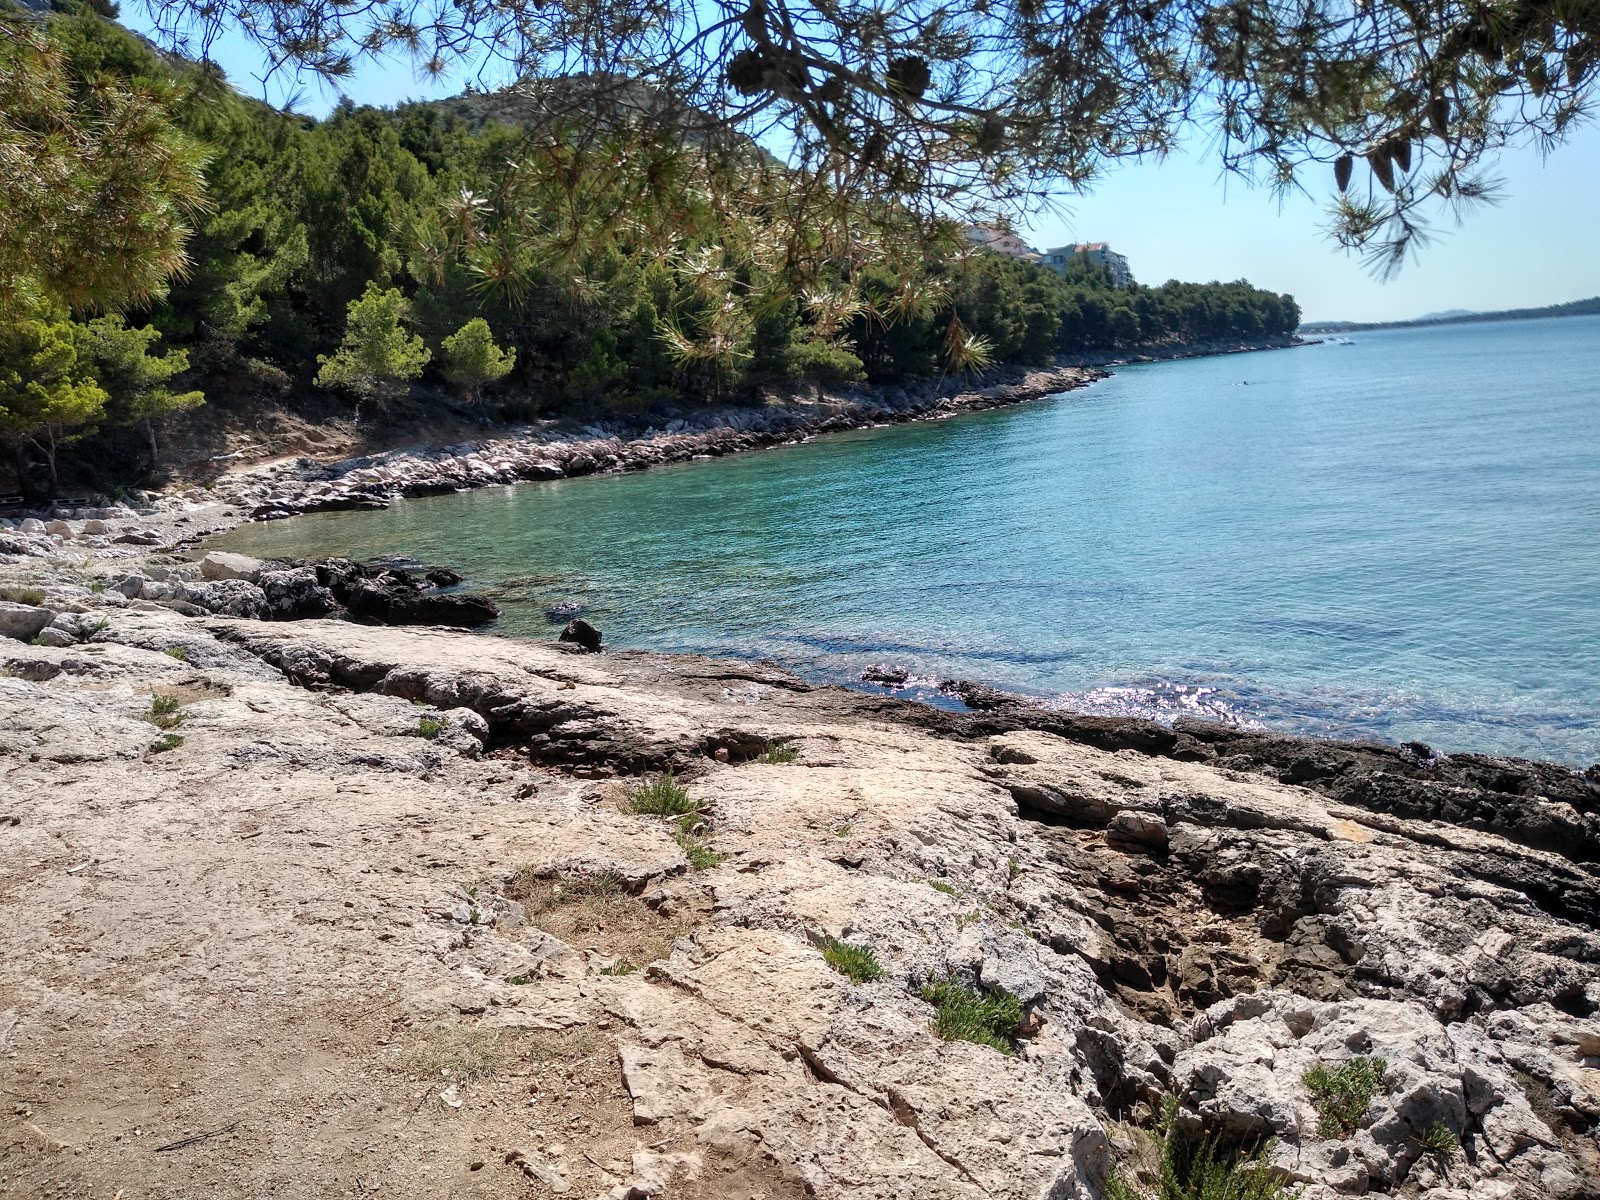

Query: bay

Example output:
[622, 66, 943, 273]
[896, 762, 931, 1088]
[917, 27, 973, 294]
[212, 314, 1600, 765]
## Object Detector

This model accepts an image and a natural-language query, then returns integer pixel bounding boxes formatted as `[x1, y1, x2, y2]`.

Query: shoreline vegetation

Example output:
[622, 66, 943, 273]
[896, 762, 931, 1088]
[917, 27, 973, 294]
[0, 7, 1302, 504]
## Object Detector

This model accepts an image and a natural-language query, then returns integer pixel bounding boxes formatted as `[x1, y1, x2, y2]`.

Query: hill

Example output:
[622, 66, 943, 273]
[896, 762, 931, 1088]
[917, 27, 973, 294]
[1304, 295, 1600, 333]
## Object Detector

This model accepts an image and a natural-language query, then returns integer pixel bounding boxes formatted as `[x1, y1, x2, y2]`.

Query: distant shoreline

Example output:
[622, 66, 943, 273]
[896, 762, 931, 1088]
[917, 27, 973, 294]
[1303, 295, 1600, 334]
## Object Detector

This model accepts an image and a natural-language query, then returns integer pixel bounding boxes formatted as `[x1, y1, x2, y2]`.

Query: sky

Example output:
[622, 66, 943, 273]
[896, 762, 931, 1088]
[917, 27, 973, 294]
[123, 13, 1600, 324]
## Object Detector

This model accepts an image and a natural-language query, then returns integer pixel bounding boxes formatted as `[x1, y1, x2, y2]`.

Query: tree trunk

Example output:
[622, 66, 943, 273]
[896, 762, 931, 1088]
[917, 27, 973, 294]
[144, 419, 159, 469]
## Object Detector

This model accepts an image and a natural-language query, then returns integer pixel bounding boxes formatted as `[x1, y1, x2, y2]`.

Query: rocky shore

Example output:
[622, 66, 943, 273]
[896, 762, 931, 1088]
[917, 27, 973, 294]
[2, 519, 1599, 1199]
[0, 363, 1101, 556]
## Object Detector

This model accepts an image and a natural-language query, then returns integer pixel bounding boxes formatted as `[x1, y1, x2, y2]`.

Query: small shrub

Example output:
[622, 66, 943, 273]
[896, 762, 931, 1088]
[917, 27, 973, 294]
[928, 879, 960, 896]
[833, 822, 852, 837]
[417, 714, 446, 739]
[1304, 1057, 1387, 1139]
[149, 733, 184, 754]
[1415, 1121, 1458, 1159]
[920, 977, 1021, 1053]
[0, 586, 45, 605]
[674, 830, 727, 871]
[163, 646, 187, 661]
[758, 741, 798, 764]
[624, 772, 699, 817]
[146, 695, 184, 730]
[599, 959, 639, 976]
[1106, 1097, 1285, 1200]
[820, 937, 884, 984]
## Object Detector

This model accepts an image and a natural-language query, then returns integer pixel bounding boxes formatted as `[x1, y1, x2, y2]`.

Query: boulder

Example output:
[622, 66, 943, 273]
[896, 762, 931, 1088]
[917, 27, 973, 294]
[34, 627, 75, 648]
[201, 551, 264, 582]
[44, 519, 71, 536]
[80, 519, 110, 535]
[339, 575, 498, 629]
[0, 601, 55, 642]
[1106, 810, 1170, 852]
[180, 579, 268, 619]
[110, 575, 146, 599]
[113, 529, 162, 545]
[19, 518, 46, 534]
[259, 567, 339, 621]
[559, 618, 602, 652]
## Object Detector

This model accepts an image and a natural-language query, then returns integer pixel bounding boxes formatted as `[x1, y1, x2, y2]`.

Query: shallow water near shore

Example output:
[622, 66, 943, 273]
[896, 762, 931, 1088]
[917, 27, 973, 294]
[213, 315, 1600, 765]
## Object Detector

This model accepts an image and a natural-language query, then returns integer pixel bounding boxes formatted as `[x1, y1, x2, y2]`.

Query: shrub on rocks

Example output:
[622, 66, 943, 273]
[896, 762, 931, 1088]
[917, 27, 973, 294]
[820, 937, 884, 984]
[1303, 1057, 1387, 1139]
[920, 977, 1022, 1053]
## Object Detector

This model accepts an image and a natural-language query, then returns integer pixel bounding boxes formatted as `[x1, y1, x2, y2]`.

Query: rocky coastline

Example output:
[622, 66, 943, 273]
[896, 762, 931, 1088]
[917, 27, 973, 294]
[5, 339, 1600, 1200]
[3, 518, 1599, 1199]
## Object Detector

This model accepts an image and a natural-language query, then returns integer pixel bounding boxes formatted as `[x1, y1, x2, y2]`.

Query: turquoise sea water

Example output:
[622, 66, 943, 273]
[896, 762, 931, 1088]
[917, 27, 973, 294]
[213, 315, 1600, 765]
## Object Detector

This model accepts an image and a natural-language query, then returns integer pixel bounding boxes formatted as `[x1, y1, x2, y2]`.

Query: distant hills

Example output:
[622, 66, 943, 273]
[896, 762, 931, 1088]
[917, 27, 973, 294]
[1303, 295, 1600, 333]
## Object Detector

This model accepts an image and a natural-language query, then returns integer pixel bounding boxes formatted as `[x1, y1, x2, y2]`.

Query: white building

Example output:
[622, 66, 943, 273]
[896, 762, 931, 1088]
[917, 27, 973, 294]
[1042, 242, 1132, 287]
[962, 225, 1042, 263]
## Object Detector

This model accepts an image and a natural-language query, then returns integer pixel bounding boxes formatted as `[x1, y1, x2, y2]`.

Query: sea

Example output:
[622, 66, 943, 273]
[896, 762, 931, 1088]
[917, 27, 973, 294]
[211, 315, 1600, 765]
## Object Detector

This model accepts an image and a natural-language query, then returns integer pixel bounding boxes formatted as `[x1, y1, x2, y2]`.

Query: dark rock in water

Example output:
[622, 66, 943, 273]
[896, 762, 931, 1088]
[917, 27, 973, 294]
[314, 557, 366, 593]
[559, 618, 602, 652]
[341, 575, 498, 628]
[259, 567, 339, 620]
[426, 567, 464, 588]
[861, 665, 909, 687]
[546, 600, 586, 620]
[939, 678, 1015, 711]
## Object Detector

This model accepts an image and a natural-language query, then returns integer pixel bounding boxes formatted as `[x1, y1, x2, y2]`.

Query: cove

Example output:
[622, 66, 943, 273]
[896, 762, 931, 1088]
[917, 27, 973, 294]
[212, 315, 1600, 765]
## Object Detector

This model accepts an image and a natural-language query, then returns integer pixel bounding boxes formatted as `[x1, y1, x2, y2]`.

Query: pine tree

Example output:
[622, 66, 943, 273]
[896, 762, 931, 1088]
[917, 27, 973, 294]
[440, 318, 516, 407]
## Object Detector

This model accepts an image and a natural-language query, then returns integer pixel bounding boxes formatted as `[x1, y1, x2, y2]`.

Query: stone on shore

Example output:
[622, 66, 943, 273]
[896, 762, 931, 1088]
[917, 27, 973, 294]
[201, 550, 265, 582]
[0, 600, 55, 641]
[559, 617, 602, 652]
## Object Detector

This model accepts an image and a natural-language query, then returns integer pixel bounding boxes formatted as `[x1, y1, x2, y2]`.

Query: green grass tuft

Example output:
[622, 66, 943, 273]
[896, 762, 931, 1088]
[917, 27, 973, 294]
[624, 772, 699, 816]
[1304, 1057, 1387, 1139]
[0, 586, 46, 605]
[163, 646, 187, 661]
[757, 741, 798, 763]
[820, 937, 885, 984]
[149, 733, 184, 754]
[1415, 1121, 1458, 1159]
[417, 714, 447, 739]
[599, 959, 639, 976]
[146, 694, 184, 730]
[920, 977, 1021, 1053]
[928, 879, 960, 896]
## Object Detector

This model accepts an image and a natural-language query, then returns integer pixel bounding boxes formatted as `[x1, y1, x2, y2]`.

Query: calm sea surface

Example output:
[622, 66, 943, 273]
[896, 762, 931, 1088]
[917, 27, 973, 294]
[213, 315, 1600, 765]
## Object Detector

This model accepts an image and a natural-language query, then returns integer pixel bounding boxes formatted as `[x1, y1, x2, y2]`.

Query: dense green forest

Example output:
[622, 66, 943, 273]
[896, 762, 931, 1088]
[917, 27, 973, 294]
[0, 3, 1298, 496]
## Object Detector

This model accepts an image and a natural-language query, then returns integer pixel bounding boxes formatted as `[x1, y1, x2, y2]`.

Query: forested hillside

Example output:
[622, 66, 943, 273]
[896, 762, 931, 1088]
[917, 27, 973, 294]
[1, 3, 1298, 497]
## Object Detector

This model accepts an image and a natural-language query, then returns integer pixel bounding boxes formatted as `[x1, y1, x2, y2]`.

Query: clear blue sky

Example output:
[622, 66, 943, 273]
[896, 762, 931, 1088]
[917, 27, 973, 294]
[126, 14, 1600, 324]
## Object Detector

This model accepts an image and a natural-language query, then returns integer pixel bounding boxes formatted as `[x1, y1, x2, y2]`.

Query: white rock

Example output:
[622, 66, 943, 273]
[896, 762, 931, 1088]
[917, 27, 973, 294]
[0, 601, 57, 641]
[200, 551, 264, 582]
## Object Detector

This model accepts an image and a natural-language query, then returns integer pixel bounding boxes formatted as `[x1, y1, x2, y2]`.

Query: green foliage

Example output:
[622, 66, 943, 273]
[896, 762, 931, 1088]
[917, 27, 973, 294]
[149, 733, 184, 754]
[0, 16, 208, 316]
[673, 828, 727, 871]
[820, 937, 884, 984]
[920, 977, 1021, 1053]
[79, 315, 204, 461]
[417, 714, 446, 739]
[440, 317, 515, 405]
[624, 772, 699, 817]
[1304, 1057, 1388, 1139]
[315, 283, 430, 403]
[162, 646, 187, 661]
[928, 880, 960, 896]
[1415, 1122, 1458, 1159]
[1107, 1098, 1285, 1200]
[146, 694, 184, 730]
[0, 305, 108, 490]
[758, 741, 798, 764]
